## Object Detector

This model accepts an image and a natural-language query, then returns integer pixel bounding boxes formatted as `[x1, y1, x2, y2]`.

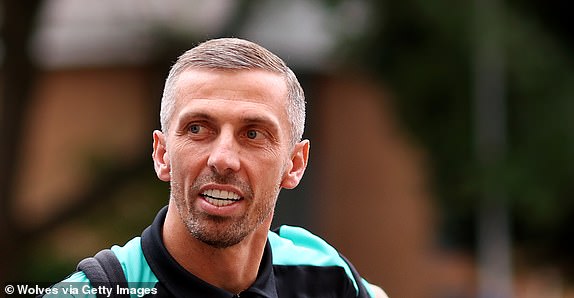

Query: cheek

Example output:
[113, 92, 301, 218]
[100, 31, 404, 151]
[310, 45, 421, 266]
[169, 149, 203, 178]
[261, 157, 290, 185]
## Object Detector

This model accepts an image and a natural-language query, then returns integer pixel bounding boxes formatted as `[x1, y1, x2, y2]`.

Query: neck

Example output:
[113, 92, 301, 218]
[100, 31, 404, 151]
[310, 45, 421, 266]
[162, 204, 271, 294]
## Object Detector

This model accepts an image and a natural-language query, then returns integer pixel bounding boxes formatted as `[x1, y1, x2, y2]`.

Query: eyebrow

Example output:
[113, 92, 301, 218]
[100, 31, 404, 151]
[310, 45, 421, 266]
[239, 114, 279, 128]
[178, 111, 215, 123]
[177, 110, 280, 131]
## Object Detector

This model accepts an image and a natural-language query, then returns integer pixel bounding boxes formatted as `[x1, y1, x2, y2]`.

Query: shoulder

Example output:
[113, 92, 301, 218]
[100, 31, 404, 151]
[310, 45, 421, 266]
[269, 225, 383, 297]
[55, 236, 157, 284]
[109, 236, 158, 283]
[44, 271, 92, 297]
[46, 237, 158, 297]
[269, 225, 347, 267]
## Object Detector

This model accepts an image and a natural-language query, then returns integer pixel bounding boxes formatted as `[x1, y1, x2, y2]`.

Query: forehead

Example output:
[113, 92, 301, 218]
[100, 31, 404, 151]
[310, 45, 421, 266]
[175, 68, 287, 105]
[171, 68, 289, 127]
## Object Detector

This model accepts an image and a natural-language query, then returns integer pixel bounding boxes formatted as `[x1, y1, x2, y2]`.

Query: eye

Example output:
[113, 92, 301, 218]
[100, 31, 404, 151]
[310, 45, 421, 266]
[246, 129, 259, 139]
[188, 124, 204, 134]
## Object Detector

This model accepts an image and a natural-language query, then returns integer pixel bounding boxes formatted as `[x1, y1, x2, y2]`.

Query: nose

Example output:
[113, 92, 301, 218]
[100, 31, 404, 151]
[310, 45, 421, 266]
[207, 130, 241, 175]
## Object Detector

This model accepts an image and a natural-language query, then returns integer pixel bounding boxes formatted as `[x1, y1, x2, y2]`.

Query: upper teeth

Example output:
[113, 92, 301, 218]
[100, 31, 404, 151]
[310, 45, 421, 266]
[202, 189, 241, 201]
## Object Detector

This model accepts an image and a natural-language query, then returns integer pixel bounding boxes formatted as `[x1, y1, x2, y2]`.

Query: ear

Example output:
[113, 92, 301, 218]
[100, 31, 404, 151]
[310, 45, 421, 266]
[152, 130, 171, 182]
[281, 140, 310, 189]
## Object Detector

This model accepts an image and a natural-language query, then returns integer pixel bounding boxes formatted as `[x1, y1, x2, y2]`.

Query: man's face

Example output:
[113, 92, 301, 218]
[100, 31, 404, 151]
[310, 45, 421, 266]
[153, 69, 308, 248]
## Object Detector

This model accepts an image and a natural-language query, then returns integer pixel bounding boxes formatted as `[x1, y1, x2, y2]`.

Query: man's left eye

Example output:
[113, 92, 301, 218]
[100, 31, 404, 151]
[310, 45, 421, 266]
[246, 129, 260, 139]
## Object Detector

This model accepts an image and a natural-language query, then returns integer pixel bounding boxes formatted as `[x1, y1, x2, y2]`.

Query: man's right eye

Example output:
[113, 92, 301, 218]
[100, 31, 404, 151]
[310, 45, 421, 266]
[188, 124, 202, 134]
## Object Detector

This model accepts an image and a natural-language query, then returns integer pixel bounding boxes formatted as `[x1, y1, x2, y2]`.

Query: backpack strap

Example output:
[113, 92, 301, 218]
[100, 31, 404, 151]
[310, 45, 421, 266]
[77, 249, 130, 298]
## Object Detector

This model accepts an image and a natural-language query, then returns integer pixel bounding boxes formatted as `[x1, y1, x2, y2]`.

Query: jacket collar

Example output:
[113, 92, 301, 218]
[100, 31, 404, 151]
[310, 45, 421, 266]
[141, 206, 278, 298]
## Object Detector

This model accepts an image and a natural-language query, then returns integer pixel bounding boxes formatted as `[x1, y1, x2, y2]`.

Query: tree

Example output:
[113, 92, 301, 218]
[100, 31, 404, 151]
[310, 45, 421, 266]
[0, 0, 44, 281]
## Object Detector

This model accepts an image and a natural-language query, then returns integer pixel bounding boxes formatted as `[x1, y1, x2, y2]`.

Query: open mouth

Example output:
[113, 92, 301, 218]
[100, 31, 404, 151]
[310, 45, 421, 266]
[201, 189, 242, 207]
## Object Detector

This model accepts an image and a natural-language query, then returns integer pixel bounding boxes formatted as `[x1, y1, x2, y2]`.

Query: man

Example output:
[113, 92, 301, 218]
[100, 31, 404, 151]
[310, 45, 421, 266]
[51, 38, 387, 297]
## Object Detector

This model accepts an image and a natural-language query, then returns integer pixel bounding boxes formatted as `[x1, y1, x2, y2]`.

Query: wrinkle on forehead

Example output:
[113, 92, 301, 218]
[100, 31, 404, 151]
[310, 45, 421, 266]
[175, 69, 288, 105]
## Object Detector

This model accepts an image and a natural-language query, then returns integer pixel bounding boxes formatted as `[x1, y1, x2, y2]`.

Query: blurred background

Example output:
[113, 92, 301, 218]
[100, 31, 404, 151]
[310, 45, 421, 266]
[1, 0, 573, 297]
